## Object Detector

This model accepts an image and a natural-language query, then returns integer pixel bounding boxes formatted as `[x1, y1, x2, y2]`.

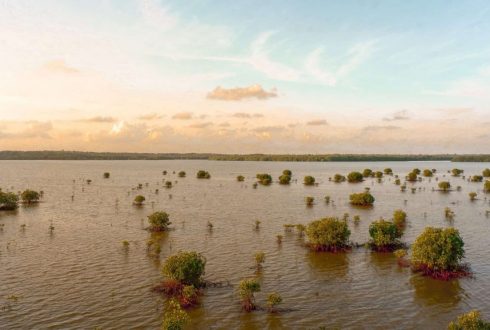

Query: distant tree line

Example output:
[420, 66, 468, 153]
[1, 150, 489, 162]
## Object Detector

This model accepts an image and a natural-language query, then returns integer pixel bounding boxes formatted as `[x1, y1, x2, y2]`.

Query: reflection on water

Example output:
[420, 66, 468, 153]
[411, 275, 464, 307]
[0, 160, 489, 328]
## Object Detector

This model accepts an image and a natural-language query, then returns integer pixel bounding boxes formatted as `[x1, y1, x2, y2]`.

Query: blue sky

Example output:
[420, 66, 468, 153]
[1, 0, 490, 153]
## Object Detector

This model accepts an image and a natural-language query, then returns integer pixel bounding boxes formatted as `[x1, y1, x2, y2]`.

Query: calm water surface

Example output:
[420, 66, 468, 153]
[1, 160, 490, 329]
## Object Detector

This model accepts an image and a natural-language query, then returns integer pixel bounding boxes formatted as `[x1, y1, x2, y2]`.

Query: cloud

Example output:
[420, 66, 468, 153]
[218, 122, 230, 127]
[42, 60, 80, 74]
[232, 112, 264, 118]
[138, 113, 164, 120]
[82, 116, 117, 123]
[172, 112, 193, 120]
[188, 122, 213, 129]
[435, 107, 473, 115]
[362, 125, 400, 132]
[306, 119, 328, 126]
[138, 0, 178, 31]
[383, 110, 410, 121]
[252, 125, 285, 133]
[207, 85, 277, 101]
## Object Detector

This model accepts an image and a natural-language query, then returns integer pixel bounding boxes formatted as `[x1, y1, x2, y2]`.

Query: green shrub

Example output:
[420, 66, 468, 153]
[448, 310, 490, 330]
[407, 172, 418, 182]
[196, 170, 211, 179]
[483, 168, 490, 177]
[165, 181, 172, 188]
[384, 168, 393, 175]
[411, 227, 465, 279]
[412, 168, 421, 175]
[236, 175, 245, 182]
[162, 251, 206, 287]
[306, 217, 350, 251]
[0, 189, 19, 210]
[305, 196, 314, 206]
[20, 189, 40, 204]
[347, 171, 364, 183]
[254, 252, 265, 269]
[368, 219, 402, 251]
[393, 209, 407, 229]
[485, 180, 490, 193]
[362, 169, 373, 178]
[438, 181, 451, 192]
[375, 171, 383, 178]
[349, 191, 375, 206]
[333, 174, 346, 183]
[103, 172, 110, 178]
[278, 174, 291, 185]
[148, 211, 171, 231]
[178, 171, 186, 178]
[238, 278, 261, 312]
[266, 292, 282, 312]
[282, 169, 292, 176]
[256, 173, 272, 185]
[471, 175, 483, 182]
[451, 168, 463, 177]
[134, 195, 145, 205]
[469, 192, 477, 201]
[422, 169, 433, 177]
[304, 176, 315, 185]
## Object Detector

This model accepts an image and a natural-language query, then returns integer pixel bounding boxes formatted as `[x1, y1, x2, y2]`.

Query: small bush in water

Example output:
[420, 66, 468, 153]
[238, 278, 261, 312]
[162, 251, 206, 287]
[306, 217, 350, 252]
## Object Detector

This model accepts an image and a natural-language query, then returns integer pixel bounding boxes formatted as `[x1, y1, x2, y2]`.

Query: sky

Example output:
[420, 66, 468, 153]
[1, 0, 490, 154]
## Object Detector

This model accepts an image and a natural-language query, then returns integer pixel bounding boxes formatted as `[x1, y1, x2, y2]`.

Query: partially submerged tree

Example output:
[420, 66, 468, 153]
[362, 169, 373, 178]
[451, 168, 464, 177]
[485, 180, 490, 193]
[148, 211, 171, 231]
[266, 292, 282, 313]
[349, 191, 375, 206]
[305, 217, 351, 252]
[393, 209, 407, 230]
[483, 168, 490, 177]
[162, 299, 190, 330]
[278, 174, 291, 185]
[133, 195, 145, 206]
[407, 172, 418, 182]
[411, 227, 467, 279]
[162, 251, 206, 287]
[368, 219, 403, 251]
[178, 171, 186, 178]
[256, 173, 272, 185]
[0, 190, 19, 210]
[448, 310, 490, 330]
[238, 278, 261, 312]
[254, 252, 265, 270]
[20, 189, 40, 204]
[282, 169, 292, 176]
[422, 169, 433, 177]
[470, 175, 483, 182]
[384, 168, 393, 175]
[303, 176, 316, 186]
[438, 181, 451, 192]
[469, 192, 477, 201]
[196, 170, 211, 179]
[347, 171, 364, 183]
[305, 196, 314, 206]
[103, 172, 110, 178]
[236, 175, 245, 182]
[333, 174, 346, 183]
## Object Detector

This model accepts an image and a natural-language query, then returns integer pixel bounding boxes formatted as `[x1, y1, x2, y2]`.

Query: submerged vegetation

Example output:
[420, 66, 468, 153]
[306, 217, 351, 252]
[20, 189, 40, 204]
[368, 219, 403, 252]
[196, 170, 211, 179]
[0, 190, 19, 210]
[411, 227, 467, 280]
[349, 191, 375, 206]
[238, 278, 261, 312]
[256, 173, 272, 185]
[148, 212, 171, 232]
[448, 310, 490, 330]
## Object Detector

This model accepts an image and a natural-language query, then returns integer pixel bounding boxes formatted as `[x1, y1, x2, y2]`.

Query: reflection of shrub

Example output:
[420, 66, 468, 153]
[448, 310, 490, 330]
[411, 227, 467, 280]
[349, 191, 375, 206]
[368, 219, 402, 251]
[306, 217, 350, 252]
[162, 251, 206, 287]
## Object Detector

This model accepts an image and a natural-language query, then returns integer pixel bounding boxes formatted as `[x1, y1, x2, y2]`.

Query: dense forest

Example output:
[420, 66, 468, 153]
[0, 150, 489, 162]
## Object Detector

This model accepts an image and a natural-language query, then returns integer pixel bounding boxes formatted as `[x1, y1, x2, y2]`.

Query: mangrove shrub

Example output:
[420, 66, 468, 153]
[305, 217, 350, 251]
[148, 211, 171, 231]
[162, 251, 206, 287]
[347, 171, 364, 183]
[349, 191, 375, 206]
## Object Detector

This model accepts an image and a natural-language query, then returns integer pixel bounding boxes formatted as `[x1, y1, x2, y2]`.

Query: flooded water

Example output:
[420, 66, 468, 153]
[1, 160, 490, 329]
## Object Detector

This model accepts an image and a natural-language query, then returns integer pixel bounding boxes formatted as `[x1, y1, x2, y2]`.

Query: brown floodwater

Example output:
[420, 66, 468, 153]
[1, 160, 489, 329]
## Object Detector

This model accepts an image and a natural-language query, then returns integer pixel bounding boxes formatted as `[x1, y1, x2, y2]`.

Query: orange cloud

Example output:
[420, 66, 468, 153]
[43, 60, 80, 74]
[172, 112, 193, 120]
[207, 84, 277, 101]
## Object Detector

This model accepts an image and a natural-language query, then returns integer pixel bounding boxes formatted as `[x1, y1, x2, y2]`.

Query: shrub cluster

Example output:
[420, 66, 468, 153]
[305, 217, 351, 252]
